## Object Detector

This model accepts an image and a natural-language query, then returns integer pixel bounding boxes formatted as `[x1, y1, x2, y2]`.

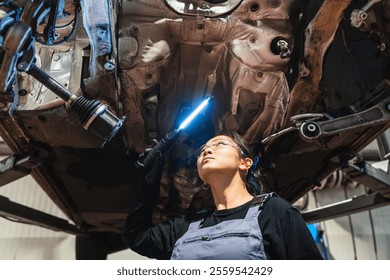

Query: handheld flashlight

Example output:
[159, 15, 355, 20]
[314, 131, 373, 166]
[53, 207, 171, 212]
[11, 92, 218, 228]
[136, 96, 212, 169]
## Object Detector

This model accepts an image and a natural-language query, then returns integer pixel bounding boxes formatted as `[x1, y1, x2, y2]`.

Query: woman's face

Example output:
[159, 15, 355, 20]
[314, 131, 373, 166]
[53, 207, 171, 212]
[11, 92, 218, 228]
[197, 135, 244, 180]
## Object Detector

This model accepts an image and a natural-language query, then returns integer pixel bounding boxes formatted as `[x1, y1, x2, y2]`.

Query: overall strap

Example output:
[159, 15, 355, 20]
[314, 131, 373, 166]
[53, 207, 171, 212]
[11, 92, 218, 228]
[251, 192, 277, 208]
[188, 193, 277, 230]
[188, 208, 212, 230]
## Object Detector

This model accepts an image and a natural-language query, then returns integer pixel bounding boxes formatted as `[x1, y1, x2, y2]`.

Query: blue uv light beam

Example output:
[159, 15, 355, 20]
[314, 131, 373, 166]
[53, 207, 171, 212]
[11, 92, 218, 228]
[178, 96, 212, 131]
[135, 95, 212, 169]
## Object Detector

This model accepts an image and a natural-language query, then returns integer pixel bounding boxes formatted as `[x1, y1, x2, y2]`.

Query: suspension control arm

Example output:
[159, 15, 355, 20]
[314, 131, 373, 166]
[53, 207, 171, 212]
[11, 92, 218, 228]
[299, 97, 390, 141]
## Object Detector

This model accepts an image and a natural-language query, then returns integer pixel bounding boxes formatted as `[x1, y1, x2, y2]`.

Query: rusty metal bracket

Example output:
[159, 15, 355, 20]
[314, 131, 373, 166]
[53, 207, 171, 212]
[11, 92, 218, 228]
[0, 154, 42, 187]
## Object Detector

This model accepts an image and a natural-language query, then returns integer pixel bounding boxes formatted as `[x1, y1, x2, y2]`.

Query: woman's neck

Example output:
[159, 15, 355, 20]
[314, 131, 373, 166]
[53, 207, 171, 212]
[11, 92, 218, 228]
[208, 173, 253, 210]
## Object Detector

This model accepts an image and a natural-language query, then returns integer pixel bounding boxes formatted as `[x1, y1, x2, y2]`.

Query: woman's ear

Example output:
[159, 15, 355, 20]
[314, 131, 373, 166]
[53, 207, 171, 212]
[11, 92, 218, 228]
[239, 157, 253, 171]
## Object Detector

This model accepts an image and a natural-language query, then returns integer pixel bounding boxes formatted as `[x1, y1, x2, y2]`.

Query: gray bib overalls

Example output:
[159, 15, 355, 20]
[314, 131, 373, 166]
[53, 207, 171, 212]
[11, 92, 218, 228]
[171, 197, 269, 260]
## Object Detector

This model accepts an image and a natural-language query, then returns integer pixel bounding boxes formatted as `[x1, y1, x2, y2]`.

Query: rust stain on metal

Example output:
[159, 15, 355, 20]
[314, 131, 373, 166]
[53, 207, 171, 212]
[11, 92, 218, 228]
[283, 0, 351, 127]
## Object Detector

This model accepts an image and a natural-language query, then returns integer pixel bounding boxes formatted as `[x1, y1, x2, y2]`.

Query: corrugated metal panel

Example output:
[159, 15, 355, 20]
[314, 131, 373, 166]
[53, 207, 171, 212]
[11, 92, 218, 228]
[371, 206, 390, 259]
[308, 186, 390, 260]
[346, 187, 377, 259]
[0, 237, 75, 260]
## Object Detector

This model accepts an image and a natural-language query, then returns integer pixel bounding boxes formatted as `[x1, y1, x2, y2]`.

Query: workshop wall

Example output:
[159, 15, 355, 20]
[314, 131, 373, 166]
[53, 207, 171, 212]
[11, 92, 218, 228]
[308, 185, 390, 260]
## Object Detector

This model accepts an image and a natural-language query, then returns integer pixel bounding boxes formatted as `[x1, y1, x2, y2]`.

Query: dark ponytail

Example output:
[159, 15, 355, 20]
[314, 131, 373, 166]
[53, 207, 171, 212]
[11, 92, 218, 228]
[229, 133, 263, 195]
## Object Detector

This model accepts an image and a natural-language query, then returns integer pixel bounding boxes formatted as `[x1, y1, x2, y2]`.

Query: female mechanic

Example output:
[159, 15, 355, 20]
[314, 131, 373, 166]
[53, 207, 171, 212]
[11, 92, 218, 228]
[123, 133, 323, 260]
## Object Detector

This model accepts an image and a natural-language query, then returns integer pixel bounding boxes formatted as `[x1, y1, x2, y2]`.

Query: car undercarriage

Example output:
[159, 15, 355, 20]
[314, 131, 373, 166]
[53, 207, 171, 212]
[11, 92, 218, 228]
[0, 0, 390, 259]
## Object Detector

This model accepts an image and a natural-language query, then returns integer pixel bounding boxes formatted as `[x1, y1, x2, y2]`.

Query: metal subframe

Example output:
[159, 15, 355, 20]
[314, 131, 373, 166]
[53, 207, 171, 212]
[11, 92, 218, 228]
[0, 195, 82, 235]
[347, 160, 390, 197]
[302, 192, 390, 223]
[302, 145, 390, 222]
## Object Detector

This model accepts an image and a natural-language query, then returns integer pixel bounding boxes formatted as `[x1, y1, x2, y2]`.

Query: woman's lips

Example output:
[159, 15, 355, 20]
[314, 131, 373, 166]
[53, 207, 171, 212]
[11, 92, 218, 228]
[201, 157, 214, 164]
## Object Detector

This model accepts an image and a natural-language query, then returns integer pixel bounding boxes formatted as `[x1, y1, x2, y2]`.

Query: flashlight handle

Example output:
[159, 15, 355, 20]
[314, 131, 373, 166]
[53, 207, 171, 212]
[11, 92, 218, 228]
[135, 130, 178, 170]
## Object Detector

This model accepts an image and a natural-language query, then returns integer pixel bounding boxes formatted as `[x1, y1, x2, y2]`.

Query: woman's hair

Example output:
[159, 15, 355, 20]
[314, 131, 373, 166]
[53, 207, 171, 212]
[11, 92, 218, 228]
[229, 133, 253, 159]
[226, 132, 263, 195]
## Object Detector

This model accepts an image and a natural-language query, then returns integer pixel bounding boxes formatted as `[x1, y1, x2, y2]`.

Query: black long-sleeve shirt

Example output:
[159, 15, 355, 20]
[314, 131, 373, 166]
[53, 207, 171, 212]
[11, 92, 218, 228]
[123, 184, 324, 260]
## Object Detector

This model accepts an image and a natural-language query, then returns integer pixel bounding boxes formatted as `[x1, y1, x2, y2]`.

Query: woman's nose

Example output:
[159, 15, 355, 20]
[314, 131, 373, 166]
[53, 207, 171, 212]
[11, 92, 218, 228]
[202, 146, 213, 156]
